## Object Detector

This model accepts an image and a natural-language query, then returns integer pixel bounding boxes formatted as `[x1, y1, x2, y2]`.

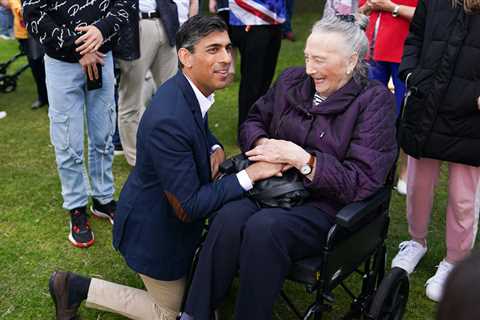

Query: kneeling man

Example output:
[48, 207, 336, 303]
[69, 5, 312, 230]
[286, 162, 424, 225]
[47, 15, 282, 320]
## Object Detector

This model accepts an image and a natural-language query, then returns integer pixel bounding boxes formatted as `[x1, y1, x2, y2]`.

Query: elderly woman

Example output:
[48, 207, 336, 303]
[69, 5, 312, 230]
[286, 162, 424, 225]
[181, 15, 397, 320]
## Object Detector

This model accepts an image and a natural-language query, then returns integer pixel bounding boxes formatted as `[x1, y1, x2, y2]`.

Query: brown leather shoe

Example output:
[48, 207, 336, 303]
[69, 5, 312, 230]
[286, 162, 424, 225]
[48, 271, 81, 320]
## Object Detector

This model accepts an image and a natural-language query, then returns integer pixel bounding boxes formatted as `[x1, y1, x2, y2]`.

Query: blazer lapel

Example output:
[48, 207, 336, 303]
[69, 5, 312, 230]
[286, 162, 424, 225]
[175, 72, 208, 140]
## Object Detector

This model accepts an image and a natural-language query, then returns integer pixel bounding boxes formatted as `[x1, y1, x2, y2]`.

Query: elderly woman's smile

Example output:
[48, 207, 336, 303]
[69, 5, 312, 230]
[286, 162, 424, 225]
[304, 31, 358, 97]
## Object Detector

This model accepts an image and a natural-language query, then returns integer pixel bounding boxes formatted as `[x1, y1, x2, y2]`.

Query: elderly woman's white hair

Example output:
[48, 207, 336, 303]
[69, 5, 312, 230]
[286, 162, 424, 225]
[311, 15, 369, 85]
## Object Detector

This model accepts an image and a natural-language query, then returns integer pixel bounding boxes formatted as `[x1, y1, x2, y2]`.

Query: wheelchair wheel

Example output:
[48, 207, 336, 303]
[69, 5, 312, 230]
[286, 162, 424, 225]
[368, 267, 409, 320]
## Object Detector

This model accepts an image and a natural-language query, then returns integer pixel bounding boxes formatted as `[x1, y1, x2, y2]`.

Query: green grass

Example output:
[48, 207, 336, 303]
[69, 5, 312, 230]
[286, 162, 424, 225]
[0, 10, 463, 320]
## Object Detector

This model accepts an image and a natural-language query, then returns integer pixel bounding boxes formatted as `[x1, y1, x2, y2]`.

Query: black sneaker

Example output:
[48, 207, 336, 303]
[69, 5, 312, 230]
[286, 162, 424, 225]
[91, 199, 115, 224]
[68, 207, 95, 248]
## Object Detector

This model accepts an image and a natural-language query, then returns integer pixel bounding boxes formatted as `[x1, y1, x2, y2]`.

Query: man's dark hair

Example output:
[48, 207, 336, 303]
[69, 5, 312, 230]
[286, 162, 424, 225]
[176, 15, 228, 68]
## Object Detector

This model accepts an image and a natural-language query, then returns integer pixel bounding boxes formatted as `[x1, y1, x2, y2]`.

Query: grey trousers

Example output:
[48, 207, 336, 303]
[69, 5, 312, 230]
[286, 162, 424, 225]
[117, 18, 178, 166]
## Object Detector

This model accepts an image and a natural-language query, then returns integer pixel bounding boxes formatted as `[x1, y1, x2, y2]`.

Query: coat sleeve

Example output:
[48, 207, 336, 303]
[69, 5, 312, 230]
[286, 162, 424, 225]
[148, 117, 245, 223]
[93, 0, 134, 42]
[304, 86, 398, 206]
[399, 0, 427, 80]
[23, 0, 81, 60]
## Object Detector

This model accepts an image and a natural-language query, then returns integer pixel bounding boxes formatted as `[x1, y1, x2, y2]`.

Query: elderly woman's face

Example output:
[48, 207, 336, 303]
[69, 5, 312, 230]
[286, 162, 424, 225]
[304, 32, 355, 97]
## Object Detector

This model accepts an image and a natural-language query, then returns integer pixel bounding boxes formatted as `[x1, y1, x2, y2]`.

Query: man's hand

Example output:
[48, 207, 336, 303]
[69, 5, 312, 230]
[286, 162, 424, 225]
[75, 25, 104, 55]
[245, 161, 285, 183]
[79, 51, 105, 80]
[210, 148, 225, 180]
[245, 139, 310, 170]
[367, 0, 395, 12]
[477, 97, 480, 110]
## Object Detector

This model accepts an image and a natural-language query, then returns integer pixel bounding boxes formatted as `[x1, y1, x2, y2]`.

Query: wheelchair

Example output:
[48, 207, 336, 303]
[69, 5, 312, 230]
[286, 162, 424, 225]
[181, 168, 409, 320]
[0, 44, 30, 93]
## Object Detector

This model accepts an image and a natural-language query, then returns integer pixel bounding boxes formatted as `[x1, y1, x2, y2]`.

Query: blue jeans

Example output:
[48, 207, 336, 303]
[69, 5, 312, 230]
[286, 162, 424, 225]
[368, 60, 406, 117]
[44, 53, 115, 210]
[0, 7, 13, 36]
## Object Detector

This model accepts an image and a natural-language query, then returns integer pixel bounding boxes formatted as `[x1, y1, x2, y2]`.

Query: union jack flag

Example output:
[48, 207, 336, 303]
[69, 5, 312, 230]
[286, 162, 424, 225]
[229, 0, 286, 26]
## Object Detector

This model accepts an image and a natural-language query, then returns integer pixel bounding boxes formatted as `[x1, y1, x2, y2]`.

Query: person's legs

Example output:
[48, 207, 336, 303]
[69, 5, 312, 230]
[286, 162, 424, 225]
[231, 25, 282, 128]
[85, 52, 115, 206]
[445, 162, 480, 263]
[86, 275, 184, 319]
[407, 156, 441, 244]
[235, 204, 333, 320]
[117, 19, 159, 166]
[150, 19, 177, 92]
[390, 62, 406, 117]
[368, 60, 390, 86]
[184, 198, 259, 320]
[44, 55, 89, 211]
[391, 156, 440, 273]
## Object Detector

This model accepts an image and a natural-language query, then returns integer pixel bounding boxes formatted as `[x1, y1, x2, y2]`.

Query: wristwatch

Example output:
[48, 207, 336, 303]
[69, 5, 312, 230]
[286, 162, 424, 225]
[300, 154, 315, 176]
[392, 5, 400, 17]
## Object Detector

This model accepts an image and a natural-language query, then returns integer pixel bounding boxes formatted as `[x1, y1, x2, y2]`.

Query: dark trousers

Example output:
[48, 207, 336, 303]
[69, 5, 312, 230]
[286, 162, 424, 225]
[230, 25, 282, 128]
[19, 39, 48, 104]
[184, 198, 333, 320]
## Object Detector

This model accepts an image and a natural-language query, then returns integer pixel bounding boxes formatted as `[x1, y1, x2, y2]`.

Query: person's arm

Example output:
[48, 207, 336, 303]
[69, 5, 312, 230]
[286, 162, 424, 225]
[304, 86, 397, 205]
[367, 0, 416, 20]
[22, 0, 82, 60]
[398, 0, 426, 80]
[149, 117, 283, 222]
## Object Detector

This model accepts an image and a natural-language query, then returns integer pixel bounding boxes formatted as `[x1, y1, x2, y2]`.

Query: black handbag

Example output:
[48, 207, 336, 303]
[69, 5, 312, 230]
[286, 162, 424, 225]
[219, 153, 310, 208]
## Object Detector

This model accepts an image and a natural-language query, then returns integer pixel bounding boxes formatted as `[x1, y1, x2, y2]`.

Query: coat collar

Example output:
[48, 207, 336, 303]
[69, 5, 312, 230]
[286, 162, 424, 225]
[286, 68, 365, 115]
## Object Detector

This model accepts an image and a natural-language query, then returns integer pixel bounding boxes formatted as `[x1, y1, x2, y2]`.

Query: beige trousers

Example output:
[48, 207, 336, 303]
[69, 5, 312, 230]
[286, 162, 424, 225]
[86, 274, 185, 320]
[118, 18, 178, 166]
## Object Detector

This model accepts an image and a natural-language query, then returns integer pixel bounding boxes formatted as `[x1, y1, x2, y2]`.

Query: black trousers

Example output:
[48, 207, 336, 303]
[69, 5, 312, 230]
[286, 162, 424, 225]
[184, 198, 333, 320]
[19, 39, 48, 104]
[230, 25, 282, 128]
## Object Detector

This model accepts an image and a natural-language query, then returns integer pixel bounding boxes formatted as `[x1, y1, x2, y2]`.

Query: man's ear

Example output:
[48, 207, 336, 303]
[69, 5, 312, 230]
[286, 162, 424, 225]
[178, 48, 193, 69]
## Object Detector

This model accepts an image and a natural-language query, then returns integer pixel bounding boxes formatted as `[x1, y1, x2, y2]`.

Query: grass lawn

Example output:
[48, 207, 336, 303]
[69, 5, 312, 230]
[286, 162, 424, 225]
[0, 7, 466, 320]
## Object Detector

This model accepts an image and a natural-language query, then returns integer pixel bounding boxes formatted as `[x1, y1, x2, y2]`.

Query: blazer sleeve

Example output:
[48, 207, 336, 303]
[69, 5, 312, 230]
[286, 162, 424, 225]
[148, 117, 245, 223]
[399, 0, 427, 80]
[304, 86, 398, 205]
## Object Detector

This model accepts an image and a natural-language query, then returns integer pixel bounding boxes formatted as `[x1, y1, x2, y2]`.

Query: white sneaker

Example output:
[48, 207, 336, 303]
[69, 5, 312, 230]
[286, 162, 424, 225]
[395, 179, 407, 195]
[0, 111, 7, 119]
[391, 240, 427, 274]
[425, 259, 455, 302]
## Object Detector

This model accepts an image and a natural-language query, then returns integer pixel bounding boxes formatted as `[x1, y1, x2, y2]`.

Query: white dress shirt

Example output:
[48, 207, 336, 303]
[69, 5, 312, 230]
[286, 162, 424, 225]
[184, 74, 253, 191]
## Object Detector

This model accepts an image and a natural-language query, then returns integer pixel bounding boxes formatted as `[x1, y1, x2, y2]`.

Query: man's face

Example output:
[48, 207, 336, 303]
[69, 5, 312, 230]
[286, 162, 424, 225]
[182, 31, 232, 96]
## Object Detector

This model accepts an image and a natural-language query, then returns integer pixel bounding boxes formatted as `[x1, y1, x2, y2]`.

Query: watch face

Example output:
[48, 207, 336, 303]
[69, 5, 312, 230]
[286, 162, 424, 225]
[301, 165, 312, 175]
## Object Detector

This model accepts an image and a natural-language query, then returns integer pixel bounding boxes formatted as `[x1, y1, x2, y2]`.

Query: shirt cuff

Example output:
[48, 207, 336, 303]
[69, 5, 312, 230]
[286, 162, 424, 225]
[236, 170, 253, 191]
[211, 144, 222, 152]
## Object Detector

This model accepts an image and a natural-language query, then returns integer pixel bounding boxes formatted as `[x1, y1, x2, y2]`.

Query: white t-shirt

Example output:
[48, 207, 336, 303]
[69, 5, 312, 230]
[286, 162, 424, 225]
[173, 0, 190, 25]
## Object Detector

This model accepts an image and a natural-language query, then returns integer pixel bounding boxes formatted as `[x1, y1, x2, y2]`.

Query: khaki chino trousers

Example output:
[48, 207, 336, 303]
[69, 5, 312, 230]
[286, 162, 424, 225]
[86, 274, 185, 319]
[118, 18, 178, 166]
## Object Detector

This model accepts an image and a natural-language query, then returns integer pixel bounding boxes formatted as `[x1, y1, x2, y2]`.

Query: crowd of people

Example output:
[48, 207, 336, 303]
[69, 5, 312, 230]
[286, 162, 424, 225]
[0, 0, 479, 319]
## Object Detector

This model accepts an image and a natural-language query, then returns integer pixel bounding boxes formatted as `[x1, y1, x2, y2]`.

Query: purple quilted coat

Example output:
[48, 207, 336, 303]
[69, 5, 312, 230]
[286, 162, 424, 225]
[239, 67, 398, 217]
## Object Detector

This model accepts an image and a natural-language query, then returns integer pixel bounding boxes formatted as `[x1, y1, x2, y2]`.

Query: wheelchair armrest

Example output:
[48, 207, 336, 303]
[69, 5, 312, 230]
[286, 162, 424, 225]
[335, 187, 390, 229]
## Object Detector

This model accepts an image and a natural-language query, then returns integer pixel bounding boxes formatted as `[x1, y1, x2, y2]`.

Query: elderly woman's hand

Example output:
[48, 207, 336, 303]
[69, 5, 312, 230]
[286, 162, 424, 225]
[245, 139, 311, 170]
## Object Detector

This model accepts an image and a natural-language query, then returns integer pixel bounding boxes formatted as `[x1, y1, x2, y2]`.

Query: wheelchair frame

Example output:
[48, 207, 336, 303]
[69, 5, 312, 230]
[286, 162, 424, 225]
[180, 175, 409, 320]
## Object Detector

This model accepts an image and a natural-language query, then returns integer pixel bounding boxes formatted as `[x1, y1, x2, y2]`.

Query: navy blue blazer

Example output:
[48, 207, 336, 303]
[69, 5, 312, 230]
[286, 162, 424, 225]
[113, 72, 245, 280]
